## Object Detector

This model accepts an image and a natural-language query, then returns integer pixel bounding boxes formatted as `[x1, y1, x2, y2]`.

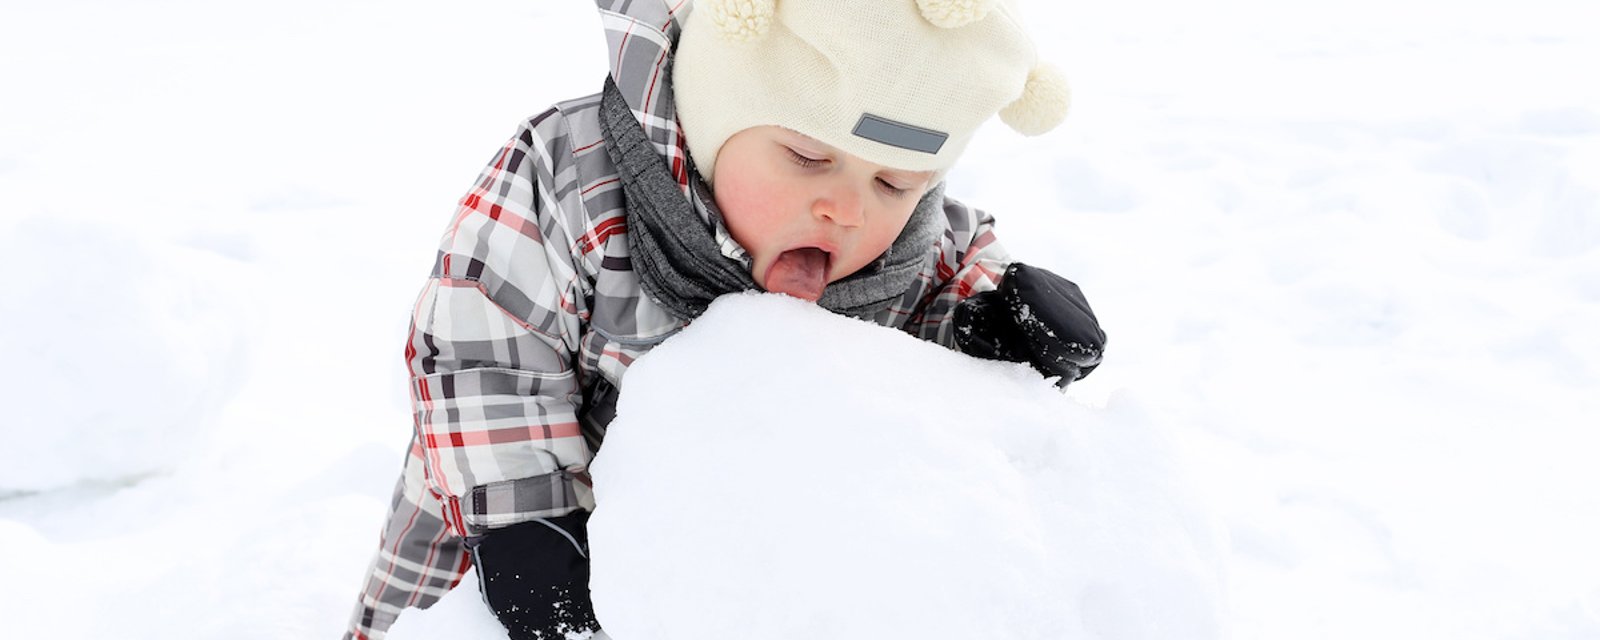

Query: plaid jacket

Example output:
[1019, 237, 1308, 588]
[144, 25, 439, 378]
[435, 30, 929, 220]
[344, 1, 1011, 638]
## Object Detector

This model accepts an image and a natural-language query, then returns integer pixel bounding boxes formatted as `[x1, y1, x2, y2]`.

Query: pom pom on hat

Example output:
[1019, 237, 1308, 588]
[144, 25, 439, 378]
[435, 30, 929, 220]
[915, 0, 995, 29]
[708, 0, 777, 42]
[1000, 63, 1071, 136]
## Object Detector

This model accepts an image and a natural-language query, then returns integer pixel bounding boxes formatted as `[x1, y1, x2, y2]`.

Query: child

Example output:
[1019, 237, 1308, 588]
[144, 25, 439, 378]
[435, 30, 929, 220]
[344, 1, 1106, 638]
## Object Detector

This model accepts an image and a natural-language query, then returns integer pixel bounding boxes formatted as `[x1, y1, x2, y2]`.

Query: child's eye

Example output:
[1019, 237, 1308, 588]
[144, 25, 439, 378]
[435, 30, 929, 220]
[876, 178, 909, 197]
[786, 148, 824, 168]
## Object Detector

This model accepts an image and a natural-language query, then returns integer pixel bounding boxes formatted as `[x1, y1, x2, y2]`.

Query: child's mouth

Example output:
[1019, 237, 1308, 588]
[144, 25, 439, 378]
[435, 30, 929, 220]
[764, 247, 831, 302]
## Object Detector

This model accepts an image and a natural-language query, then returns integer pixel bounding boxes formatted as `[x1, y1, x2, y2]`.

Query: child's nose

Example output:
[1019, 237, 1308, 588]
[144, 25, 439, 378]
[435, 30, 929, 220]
[813, 183, 864, 228]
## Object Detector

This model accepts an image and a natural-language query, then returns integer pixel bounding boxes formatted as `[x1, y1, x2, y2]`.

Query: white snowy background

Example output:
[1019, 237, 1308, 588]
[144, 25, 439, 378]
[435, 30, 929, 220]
[2, 0, 1597, 638]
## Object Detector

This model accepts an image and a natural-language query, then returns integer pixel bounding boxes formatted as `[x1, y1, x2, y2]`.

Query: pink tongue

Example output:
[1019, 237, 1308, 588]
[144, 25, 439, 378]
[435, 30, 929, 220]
[765, 248, 829, 301]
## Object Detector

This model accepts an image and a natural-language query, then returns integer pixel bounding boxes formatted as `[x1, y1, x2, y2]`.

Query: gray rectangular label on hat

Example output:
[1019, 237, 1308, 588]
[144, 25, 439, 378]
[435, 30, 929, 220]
[852, 114, 947, 155]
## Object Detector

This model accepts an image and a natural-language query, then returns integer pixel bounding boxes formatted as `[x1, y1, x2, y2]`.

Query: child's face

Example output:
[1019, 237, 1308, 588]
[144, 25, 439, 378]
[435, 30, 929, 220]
[712, 126, 934, 301]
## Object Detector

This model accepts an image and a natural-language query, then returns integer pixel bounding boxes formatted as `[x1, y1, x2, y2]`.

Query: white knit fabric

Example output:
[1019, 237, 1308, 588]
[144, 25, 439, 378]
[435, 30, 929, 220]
[674, 0, 1062, 182]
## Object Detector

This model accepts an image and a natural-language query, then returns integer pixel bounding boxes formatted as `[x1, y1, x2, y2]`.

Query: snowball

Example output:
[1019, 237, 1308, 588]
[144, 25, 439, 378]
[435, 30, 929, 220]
[588, 294, 1226, 640]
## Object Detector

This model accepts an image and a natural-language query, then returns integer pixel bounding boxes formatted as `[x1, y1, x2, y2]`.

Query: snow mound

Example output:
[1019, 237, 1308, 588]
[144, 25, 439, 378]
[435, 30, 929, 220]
[0, 216, 249, 493]
[588, 294, 1227, 640]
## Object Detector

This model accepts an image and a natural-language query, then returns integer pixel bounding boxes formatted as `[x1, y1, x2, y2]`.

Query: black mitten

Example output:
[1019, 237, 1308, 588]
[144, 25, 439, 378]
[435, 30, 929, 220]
[468, 511, 600, 640]
[953, 263, 1106, 387]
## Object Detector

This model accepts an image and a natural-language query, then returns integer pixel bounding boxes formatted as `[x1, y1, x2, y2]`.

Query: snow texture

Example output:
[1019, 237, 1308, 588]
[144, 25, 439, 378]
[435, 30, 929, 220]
[587, 294, 1224, 639]
[0, 217, 249, 492]
[2, 0, 1599, 638]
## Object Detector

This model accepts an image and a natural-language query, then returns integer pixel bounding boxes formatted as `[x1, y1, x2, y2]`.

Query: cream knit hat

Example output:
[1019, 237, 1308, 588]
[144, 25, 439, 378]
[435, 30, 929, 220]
[674, 0, 1069, 183]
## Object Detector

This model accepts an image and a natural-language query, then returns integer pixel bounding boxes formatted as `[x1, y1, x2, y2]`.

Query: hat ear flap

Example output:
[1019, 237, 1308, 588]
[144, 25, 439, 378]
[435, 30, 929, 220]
[1000, 63, 1070, 136]
[707, 0, 778, 42]
[915, 0, 995, 29]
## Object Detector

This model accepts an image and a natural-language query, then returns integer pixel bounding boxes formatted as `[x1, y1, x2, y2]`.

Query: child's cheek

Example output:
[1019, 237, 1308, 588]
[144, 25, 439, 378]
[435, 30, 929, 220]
[717, 182, 784, 260]
[870, 202, 916, 247]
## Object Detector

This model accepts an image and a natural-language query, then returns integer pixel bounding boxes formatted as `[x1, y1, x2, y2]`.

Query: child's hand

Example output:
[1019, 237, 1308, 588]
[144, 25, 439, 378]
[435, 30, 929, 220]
[953, 263, 1106, 388]
[467, 511, 600, 638]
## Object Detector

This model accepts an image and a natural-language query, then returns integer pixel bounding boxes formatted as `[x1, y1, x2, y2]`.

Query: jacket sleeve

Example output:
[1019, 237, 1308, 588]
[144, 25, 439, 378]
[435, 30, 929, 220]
[408, 118, 593, 537]
[901, 194, 1014, 347]
[345, 115, 593, 640]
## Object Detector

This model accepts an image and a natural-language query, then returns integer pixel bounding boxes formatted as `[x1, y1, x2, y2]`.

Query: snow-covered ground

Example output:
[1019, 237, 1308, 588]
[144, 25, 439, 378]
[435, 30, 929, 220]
[2, 0, 1597, 638]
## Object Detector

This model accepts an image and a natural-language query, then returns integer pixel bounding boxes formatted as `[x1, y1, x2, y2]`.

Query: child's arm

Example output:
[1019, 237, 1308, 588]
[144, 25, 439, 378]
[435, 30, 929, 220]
[905, 195, 1106, 387]
[408, 123, 591, 543]
[900, 196, 1014, 346]
[406, 117, 606, 634]
[347, 113, 599, 639]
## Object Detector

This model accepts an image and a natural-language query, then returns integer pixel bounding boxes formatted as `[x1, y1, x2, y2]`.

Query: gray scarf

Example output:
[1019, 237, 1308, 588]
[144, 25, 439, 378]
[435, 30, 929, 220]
[598, 78, 943, 321]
